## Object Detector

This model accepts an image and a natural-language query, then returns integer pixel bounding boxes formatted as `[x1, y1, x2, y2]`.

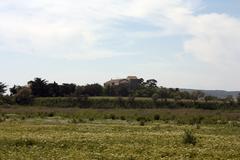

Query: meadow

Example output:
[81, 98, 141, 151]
[0, 106, 240, 159]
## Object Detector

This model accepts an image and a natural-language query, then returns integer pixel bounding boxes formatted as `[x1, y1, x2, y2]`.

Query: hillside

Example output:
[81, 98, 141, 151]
[180, 89, 240, 98]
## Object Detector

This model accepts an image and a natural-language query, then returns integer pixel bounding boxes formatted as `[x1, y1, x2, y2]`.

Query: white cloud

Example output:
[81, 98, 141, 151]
[0, 0, 240, 64]
[183, 14, 240, 65]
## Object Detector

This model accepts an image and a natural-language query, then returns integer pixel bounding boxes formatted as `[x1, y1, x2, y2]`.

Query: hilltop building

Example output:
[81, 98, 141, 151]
[104, 76, 140, 90]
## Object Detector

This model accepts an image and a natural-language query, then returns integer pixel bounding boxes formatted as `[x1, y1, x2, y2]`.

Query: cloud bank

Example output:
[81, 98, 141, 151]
[0, 0, 240, 64]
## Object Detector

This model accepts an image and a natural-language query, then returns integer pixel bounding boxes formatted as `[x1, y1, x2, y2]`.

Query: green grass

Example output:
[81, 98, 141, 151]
[0, 120, 240, 159]
[0, 106, 240, 159]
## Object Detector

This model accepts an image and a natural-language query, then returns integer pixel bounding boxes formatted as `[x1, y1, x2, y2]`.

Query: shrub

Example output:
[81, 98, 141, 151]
[152, 93, 159, 103]
[89, 117, 94, 121]
[182, 130, 197, 145]
[117, 96, 125, 107]
[14, 138, 37, 147]
[196, 124, 201, 129]
[139, 120, 145, 126]
[109, 114, 117, 120]
[136, 116, 146, 121]
[189, 116, 204, 125]
[120, 116, 126, 120]
[128, 96, 135, 106]
[47, 112, 54, 117]
[70, 118, 84, 124]
[154, 114, 160, 120]
[0, 117, 5, 123]
[0, 96, 15, 105]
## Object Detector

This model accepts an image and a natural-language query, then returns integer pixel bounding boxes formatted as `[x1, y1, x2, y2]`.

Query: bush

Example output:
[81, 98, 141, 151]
[152, 93, 159, 103]
[0, 96, 15, 105]
[139, 121, 145, 126]
[136, 116, 146, 121]
[70, 118, 84, 124]
[109, 114, 117, 120]
[120, 116, 126, 120]
[47, 112, 54, 117]
[189, 116, 204, 125]
[182, 130, 197, 145]
[154, 114, 160, 120]
[89, 117, 94, 121]
[14, 139, 37, 147]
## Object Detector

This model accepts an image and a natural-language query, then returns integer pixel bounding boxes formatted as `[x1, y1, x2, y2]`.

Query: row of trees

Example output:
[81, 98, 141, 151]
[0, 78, 239, 104]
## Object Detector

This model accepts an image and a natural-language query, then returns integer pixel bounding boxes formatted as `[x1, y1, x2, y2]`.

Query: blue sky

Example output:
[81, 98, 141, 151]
[1, 0, 240, 91]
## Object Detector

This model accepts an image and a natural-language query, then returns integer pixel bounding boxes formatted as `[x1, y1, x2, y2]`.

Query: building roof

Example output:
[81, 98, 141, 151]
[104, 79, 128, 85]
[127, 76, 138, 80]
[104, 76, 138, 86]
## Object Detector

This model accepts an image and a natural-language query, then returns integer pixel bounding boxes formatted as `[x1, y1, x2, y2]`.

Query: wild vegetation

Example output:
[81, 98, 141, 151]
[1, 78, 240, 109]
[0, 106, 240, 159]
[1, 78, 240, 159]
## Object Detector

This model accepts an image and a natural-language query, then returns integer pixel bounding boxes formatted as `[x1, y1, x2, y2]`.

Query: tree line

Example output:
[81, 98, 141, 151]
[0, 78, 239, 105]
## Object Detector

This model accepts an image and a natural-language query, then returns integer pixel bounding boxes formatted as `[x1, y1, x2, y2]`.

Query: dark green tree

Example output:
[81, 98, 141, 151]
[74, 86, 84, 97]
[83, 84, 103, 96]
[28, 78, 48, 97]
[145, 79, 158, 88]
[116, 84, 129, 97]
[10, 85, 23, 96]
[59, 83, 76, 96]
[48, 82, 60, 97]
[0, 82, 7, 95]
[237, 93, 240, 105]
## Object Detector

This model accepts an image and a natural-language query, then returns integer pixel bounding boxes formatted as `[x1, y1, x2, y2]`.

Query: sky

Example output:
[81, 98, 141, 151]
[1, 0, 240, 91]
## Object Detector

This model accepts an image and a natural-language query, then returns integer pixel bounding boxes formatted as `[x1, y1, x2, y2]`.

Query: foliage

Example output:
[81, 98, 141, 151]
[82, 84, 103, 96]
[5, 77, 240, 110]
[204, 96, 218, 102]
[191, 90, 205, 101]
[0, 82, 7, 95]
[31, 97, 232, 110]
[152, 93, 159, 103]
[10, 85, 23, 96]
[154, 114, 160, 120]
[238, 93, 240, 105]
[182, 130, 197, 145]
[15, 87, 33, 105]
[28, 78, 49, 97]
[0, 111, 239, 159]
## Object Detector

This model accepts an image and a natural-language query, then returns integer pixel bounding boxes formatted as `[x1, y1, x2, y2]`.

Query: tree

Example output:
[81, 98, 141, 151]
[0, 82, 7, 95]
[15, 87, 32, 105]
[237, 93, 240, 105]
[10, 85, 23, 96]
[74, 86, 84, 97]
[47, 82, 60, 97]
[204, 96, 218, 102]
[191, 91, 205, 102]
[28, 78, 48, 97]
[59, 83, 76, 96]
[225, 95, 234, 105]
[152, 93, 159, 103]
[157, 87, 169, 101]
[179, 91, 191, 99]
[116, 84, 129, 97]
[82, 84, 103, 96]
[145, 79, 158, 88]
[104, 85, 115, 96]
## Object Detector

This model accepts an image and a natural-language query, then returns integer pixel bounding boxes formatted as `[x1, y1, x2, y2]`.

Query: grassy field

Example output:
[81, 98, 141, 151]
[0, 106, 240, 159]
